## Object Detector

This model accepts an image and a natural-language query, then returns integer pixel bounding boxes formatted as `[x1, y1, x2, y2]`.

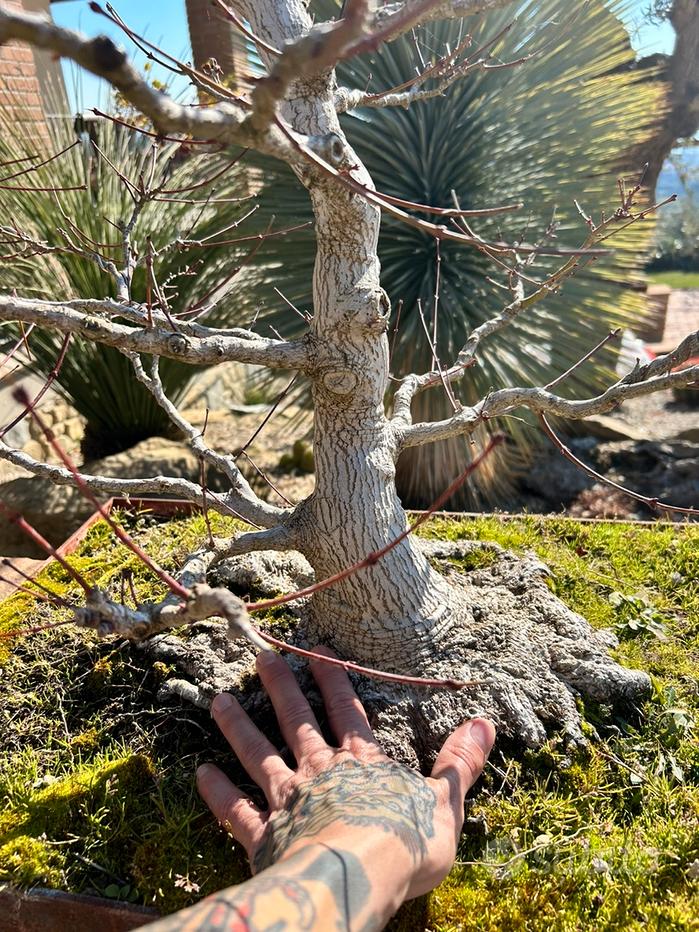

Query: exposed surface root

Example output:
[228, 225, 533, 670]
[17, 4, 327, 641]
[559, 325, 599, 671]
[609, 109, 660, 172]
[207, 550, 315, 599]
[143, 543, 650, 766]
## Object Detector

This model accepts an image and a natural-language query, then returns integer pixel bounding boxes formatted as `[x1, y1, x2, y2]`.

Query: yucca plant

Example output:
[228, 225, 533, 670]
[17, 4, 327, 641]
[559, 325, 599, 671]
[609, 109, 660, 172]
[234, 0, 660, 506]
[0, 93, 249, 456]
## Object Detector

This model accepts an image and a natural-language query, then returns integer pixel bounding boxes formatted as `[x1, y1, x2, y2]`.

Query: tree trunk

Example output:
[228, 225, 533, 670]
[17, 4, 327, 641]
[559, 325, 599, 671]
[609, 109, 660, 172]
[245, 1, 456, 670]
[0, 1, 657, 760]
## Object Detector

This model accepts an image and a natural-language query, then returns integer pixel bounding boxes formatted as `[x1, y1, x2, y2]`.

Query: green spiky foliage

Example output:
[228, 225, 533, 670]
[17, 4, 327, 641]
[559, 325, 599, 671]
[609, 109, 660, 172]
[0, 99, 248, 457]
[233, 0, 660, 507]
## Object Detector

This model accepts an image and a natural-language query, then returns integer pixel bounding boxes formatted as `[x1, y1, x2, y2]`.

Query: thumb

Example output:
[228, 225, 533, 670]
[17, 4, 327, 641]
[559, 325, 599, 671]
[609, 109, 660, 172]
[431, 718, 496, 805]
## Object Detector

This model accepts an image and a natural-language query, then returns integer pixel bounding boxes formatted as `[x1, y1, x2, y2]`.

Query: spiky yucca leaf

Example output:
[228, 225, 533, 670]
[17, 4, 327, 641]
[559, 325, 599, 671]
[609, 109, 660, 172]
[0, 96, 249, 456]
[233, 0, 660, 506]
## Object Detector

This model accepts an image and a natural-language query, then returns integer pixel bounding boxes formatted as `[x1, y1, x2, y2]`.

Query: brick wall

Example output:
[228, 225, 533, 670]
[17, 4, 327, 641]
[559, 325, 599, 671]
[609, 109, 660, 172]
[0, 0, 51, 143]
[185, 0, 252, 89]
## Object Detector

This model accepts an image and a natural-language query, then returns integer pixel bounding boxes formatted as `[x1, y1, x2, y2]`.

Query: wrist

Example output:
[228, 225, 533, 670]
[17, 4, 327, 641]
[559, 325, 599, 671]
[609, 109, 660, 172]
[276, 826, 414, 918]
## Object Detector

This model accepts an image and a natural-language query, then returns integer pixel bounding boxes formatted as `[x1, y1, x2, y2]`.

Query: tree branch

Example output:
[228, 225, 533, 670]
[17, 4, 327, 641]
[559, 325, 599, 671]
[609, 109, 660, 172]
[391, 183, 677, 426]
[211, 525, 294, 563]
[372, 0, 514, 43]
[128, 354, 290, 529]
[392, 277, 525, 427]
[398, 337, 699, 449]
[0, 296, 310, 370]
[0, 4, 311, 166]
[336, 12, 530, 112]
[539, 412, 699, 517]
[0, 439, 236, 514]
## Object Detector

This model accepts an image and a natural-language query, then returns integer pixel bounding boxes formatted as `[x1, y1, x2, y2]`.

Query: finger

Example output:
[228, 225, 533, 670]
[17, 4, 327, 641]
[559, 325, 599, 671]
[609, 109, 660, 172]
[310, 647, 379, 753]
[211, 691, 292, 801]
[197, 763, 267, 857]
[256, 651, 328, 762]
[430, 718, 496, 812]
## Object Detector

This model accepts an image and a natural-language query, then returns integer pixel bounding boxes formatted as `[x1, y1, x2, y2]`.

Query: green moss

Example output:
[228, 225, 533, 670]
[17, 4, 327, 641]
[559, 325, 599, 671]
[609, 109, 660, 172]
[1, 511, 698, 926]
[418, 515, 699, 930]
[69, 728, 103, 752]
[131, 822, 249, 914]
[0, 754, 156, 841]
[0, 835, 65, 887]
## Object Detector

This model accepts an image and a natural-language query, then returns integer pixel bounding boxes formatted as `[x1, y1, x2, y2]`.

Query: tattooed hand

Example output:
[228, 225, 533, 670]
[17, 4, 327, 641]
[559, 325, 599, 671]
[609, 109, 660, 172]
[142, 649, 495, 931]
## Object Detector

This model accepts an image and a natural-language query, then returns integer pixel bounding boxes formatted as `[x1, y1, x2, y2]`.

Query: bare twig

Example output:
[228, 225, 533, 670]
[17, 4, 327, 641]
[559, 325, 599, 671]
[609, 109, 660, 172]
[13, 386, 190, 598]
[539, 413, 699, 518]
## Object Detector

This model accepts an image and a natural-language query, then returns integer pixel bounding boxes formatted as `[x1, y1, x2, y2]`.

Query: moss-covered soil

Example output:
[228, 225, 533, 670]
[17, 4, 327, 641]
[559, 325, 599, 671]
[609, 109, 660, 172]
[0, 511, 697, 930]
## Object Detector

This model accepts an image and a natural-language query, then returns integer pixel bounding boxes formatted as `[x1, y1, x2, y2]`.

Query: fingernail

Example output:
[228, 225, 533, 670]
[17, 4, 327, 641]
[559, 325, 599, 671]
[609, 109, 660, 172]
[211, 692, 234, 715]
[256, 649, 279, 667]
[467, 718, 496, 753]
[196, 763, 213, 781]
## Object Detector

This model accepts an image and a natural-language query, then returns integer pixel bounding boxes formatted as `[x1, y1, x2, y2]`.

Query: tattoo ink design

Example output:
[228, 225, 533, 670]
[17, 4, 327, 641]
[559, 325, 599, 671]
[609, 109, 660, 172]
[253, 760, 436, 873]
[141, 846, 371, 932]
[207, 877, 317, 931]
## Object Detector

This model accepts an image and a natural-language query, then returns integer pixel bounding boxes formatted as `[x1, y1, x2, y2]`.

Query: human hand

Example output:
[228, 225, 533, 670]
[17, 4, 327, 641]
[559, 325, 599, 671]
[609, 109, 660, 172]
[196, 649, 495, 902]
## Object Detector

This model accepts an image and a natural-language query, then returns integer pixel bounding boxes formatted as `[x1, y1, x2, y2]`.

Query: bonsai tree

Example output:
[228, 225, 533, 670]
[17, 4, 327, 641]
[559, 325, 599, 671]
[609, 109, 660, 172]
[0, 0, 697, 760]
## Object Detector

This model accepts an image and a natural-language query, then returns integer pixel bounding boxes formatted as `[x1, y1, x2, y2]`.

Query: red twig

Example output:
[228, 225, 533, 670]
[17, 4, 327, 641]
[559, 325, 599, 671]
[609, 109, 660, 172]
[91, 109, 223, 147]
[90, 2, 248, 105]
[0, 557, 76, 607]
[0, 502, 92, 593]
[0, 322, 35, 371]
[159, 149, 249, 196]
[237, 449, 294, 507]
[417, 298, 458, 411]
[0, 183, 86, 193]
[0, 153, 38, 168]
[431, 239, 441, 371]
[1, 335, 71, 440]
[0, 618, 75, 641]
[390, 298, 403, 364]
[181, 220, 272, 316]
[545, 328, 621, 390]
[539, 414, 699, 518]
[375, 190, 523, 219]
[255, 632, 478, 690]
[0, 141, 79, 183]
[199, 409, 216, 549]
[234, 375, 298, 463]
[273, 287, 311, 324]
[364, 32, 473, 101]
[185, 221, 312, 250]
[0, 576, 61, 606]
[12, 387, 190, 599]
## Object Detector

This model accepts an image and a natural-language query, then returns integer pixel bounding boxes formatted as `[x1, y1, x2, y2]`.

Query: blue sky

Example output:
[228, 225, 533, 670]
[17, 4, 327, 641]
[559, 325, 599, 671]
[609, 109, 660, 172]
[52, 0, 193, 110]
[51, 0, 676, 112]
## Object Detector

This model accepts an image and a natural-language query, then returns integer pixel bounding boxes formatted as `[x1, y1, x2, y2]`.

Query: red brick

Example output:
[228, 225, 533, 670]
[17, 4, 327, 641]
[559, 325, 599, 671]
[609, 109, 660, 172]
[0, 2, 50, 140]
